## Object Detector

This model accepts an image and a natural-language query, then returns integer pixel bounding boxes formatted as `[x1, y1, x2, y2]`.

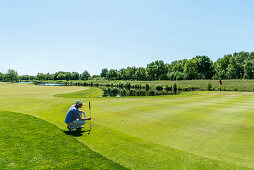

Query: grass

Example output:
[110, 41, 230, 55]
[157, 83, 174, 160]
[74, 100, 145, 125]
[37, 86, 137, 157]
[0, 82, 254, 169]
[0, 111, 125, 169]
[54, 87, 103, 98]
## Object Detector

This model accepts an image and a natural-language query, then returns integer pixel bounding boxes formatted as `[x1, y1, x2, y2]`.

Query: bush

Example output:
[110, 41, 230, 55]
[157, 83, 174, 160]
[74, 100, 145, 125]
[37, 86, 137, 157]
[135, 89, 146, 96]
[134, 84, 141, 89]
[124, 82, 131, 89]
[207, 82, 212, 91]
[172, 83, 177, 94]
[120, 89, 128, 96]
[147, 90, 157, 96]
[102, 88, 110, 97]
[165, 85, 172, 92]
[118, 82, 124, 88]
[112, 88, 119, 96]
[161, 91, 167, 95]
[129, 89, 136, 96]
[145, 84, 150, 91]
[156, 85, 163, 91]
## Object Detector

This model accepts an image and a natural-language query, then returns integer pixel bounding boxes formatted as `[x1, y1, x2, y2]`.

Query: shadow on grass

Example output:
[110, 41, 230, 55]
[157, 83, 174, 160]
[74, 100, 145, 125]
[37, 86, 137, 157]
[63, 129, 91, 137]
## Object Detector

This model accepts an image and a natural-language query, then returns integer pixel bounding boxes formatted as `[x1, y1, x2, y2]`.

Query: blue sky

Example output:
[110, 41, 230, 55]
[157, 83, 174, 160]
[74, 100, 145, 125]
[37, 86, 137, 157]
[0, 0, 254, 75]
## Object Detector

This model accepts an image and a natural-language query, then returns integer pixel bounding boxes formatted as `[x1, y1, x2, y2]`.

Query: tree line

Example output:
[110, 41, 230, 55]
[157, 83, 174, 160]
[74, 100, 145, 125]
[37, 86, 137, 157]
[0, 70, 92, 82]
[1, 51, 253, 82]
[100, 51, 254, 80]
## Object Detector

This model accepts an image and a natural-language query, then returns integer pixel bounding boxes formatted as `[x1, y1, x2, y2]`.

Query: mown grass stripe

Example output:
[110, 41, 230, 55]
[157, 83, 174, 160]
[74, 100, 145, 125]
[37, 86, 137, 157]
[0, 111, 127, 169]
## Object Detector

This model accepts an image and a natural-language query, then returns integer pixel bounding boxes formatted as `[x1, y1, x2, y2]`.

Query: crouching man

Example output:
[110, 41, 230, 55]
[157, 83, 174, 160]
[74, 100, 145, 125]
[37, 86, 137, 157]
[65, 100, 91, 131]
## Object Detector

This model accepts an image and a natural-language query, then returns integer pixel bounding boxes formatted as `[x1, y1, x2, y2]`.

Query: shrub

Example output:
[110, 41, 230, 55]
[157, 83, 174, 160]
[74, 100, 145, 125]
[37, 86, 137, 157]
[161, 91, 167, 95]
[207, 82, 212, 91]
[112, 88, 119, 96]
[102, 88, 110, 97]
[118, 83, 124, 88]
[120, 89, 128, 96]
[134, 84, 141, 89]
[147, 90, 157, 96]
[156, 85, 163, 91]
[145, 84, 150, 91]
[165, 85, 172, 91]
[83, 82, 88, 86]
[135, 90, 144, 96]
[124, 82, 131, 89]
[172, 83, 177, 94]
[129, 89, 136, 96]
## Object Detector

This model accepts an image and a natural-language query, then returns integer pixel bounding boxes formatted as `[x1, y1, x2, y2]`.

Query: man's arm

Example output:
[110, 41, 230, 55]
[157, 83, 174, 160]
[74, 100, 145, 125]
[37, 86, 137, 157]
[80, 117, 91, 120]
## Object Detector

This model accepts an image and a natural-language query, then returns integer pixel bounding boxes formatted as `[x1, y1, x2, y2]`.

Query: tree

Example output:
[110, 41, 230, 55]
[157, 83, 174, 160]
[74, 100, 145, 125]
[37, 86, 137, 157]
[54, 71, 65, 80]
[134, 67, 146, 80]
[106, 69, 119, 80]
[57, 73, 65, 80]
[5, 69, 19, 82]
[227, 57, 243, 79]
[146, 60, 168, 80]
[170, 59, 187, 73]
[244, 59, 254, 79]
[100, 68, 108, 78]
[36, 73, 46, 80]
[184, 59, 198, 80]
[0, 72, 4, 81]
[71, 72, 80, 80]
[45, 73, 53, 80]
[194, 56, 214, 79]
[65, 72, 72, 81]
[81, 70, 91, 80]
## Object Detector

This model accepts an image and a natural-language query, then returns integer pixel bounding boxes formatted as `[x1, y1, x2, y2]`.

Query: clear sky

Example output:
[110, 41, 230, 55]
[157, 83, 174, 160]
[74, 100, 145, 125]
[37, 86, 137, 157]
[0, 0, 254, 75]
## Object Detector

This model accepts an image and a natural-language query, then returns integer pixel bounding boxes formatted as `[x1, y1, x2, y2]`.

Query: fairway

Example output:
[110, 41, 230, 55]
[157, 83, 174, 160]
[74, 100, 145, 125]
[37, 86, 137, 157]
[0, 82, 254, 169]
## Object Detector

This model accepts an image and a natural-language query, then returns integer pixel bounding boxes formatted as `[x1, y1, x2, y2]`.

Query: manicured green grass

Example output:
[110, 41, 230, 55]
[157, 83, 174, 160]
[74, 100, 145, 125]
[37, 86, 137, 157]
[54, 87, 103, 98]
[0, 111, 126, 169]
[0, 82, 254, 169]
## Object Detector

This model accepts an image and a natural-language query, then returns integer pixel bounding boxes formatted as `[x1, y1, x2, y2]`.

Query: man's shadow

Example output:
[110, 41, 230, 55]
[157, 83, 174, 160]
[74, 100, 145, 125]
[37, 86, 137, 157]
[63, 129, 90, 137]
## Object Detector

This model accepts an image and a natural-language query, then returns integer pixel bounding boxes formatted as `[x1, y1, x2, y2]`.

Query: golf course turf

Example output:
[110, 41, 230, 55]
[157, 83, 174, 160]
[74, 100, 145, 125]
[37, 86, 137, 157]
[0, 111, 125, 169]
[0, 82, 254, 169]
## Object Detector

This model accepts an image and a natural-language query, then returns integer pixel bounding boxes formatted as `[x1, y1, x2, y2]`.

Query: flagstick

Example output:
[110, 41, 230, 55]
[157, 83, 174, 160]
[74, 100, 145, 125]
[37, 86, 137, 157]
[88, 102, 91, 134]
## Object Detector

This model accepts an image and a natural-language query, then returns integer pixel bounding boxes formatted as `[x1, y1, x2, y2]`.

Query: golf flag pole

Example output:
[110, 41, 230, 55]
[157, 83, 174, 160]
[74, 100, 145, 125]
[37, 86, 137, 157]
[89, 102, 92, 133]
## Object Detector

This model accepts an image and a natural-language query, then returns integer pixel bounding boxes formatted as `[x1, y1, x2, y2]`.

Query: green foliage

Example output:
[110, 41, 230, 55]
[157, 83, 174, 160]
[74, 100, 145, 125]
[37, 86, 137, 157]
[184, 59, 198, 80]
[244, 59, 254, 79]
[156, 84, 163, 91]
[165, 85, 172, 91]
[207, 82, 212, 91]
[147, 90, 157, 96]
[81, 70, 91, 80]
[145, 84, 150, 91]
[172, 83, 177, 94]
[5, 69, 19, 82]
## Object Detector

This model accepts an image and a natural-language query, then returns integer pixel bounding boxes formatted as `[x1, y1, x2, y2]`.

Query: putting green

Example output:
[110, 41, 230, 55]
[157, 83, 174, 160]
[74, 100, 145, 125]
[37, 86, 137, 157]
[0, 82, 254, 169]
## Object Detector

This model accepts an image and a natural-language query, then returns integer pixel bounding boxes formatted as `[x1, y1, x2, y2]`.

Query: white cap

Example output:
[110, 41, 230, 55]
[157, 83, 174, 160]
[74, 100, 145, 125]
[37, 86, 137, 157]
[76, 100, 83, 105]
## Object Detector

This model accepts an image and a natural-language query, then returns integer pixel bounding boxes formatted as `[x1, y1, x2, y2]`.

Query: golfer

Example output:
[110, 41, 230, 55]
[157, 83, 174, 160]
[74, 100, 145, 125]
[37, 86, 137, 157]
[65, 100, 91, 131]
